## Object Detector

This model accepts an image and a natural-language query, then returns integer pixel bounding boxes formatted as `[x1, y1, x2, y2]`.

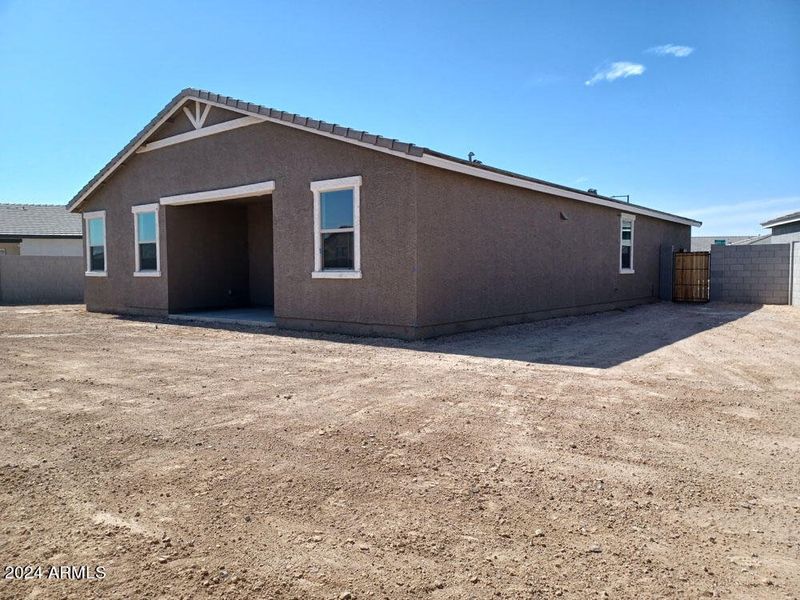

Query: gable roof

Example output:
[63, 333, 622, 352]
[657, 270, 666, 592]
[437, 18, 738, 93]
[66, 88, 701, 227]
[0, 203, 82, 238]
[761, 210, 800, 229]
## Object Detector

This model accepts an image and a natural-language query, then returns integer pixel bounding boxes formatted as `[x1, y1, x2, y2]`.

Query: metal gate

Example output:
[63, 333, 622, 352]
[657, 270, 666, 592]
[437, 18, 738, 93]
[673, 251, 710, 302]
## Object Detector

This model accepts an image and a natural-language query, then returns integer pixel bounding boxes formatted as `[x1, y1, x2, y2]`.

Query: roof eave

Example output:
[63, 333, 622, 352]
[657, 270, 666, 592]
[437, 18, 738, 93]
[761, 218, 800, 229]
[67, 88, 197, 212]
[66, 88, 701, 227]
[419, 149, 701, 227]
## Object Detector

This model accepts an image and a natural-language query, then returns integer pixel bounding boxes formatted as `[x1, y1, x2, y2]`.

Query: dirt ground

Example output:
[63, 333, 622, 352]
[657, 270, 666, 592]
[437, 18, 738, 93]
[1, 302, 799, 599]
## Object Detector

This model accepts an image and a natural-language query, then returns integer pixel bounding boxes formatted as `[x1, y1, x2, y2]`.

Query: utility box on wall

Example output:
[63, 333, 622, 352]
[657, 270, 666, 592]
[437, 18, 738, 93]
[659, 244, 675, 301]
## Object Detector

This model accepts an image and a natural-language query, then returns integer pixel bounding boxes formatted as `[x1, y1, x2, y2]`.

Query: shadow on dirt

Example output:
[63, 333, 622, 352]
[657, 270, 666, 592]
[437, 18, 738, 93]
[117, 302, 760, 369]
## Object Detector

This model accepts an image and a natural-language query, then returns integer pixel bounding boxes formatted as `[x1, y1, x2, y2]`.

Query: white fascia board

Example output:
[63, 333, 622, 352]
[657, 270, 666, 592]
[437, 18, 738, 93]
[68, 98, 260, 212]
[761, 217, 800, 229]
[69, 102, 189, 213]
[419, 154, 700, 227]
[160, 181, 275, 206]
[70, 93, 701, 227]
[184, 97, 700, 227]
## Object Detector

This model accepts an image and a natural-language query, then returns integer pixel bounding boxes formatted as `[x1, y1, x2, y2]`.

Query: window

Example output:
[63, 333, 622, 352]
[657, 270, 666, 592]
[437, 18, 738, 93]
[619, 213, 635, 273]
[714, 239, 726, 246]
[310, 176, 362, 279]
[132, 204, 160, 276]
[84, 211, 107, 276]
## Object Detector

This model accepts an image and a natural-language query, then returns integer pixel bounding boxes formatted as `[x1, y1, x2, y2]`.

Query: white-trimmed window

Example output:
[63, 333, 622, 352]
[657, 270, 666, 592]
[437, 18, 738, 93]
[84, 211, 107, 276]
[619, 213, 635, 273]
[310, 175, 361, 279]
[132, 203, 160, 276]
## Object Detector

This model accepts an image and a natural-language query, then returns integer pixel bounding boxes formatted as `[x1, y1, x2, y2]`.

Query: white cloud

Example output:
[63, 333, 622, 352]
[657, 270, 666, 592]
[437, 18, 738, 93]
[683, 196, 800, 234]
[647, 44, 694, 58]
[682, 196, 799, 218]
[585, 62, 645, 86]
[523, 73, 565, 88]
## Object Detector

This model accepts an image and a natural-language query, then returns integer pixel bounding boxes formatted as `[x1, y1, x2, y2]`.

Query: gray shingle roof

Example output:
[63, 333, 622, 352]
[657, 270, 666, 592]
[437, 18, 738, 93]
[66, 88, 700, 227]
[761, 210, 800, 228]
[0, 203, 82, 237]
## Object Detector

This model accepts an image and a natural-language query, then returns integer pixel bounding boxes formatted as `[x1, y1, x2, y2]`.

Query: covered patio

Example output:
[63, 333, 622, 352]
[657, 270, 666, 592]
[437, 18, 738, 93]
[160, 181, 276, 319]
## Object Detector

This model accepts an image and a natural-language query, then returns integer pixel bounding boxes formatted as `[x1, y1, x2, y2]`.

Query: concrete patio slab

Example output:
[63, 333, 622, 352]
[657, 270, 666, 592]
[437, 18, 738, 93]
[169, 307, 275, 327]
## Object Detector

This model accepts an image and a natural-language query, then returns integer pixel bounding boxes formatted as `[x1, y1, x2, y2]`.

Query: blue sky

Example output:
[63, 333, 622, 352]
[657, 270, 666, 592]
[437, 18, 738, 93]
[1, 0, 798, 234]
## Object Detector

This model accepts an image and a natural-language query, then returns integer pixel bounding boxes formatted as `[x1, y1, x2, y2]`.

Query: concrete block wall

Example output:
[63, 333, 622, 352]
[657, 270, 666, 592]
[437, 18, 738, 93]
[792, 242, 800, 307]
[0, 255, 84, 304]
[710, 244, 791, 304]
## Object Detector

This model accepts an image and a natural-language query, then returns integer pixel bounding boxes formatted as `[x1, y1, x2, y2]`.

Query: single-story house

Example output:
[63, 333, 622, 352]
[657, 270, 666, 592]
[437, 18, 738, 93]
[760, 211, 800, 245]
[0, 204, 82, 256]
[695, 211, 800, 249]
[66, 88, 700, 339]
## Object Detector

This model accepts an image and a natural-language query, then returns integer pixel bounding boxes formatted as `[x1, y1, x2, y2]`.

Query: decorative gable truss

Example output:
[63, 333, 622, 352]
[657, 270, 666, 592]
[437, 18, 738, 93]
[183, 100, 211, 130]
[136, 100, 261, 154]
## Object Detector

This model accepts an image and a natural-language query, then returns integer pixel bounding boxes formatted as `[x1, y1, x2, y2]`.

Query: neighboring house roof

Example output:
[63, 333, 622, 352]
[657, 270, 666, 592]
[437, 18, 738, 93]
[0, 203, 82, 238]
[66, 88, 701, 227]
[731, 233, 773, 245]
[761, 210, 800, 229]
[690, 235, 761, 252]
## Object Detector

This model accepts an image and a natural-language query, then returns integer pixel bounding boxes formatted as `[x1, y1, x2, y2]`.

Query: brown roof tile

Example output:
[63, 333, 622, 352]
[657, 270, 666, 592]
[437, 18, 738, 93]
[65, 88, 698, 226]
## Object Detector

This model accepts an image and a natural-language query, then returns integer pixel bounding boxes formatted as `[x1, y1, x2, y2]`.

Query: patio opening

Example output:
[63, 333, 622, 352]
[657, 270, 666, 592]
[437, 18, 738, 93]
[165, 192, 274, 325]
